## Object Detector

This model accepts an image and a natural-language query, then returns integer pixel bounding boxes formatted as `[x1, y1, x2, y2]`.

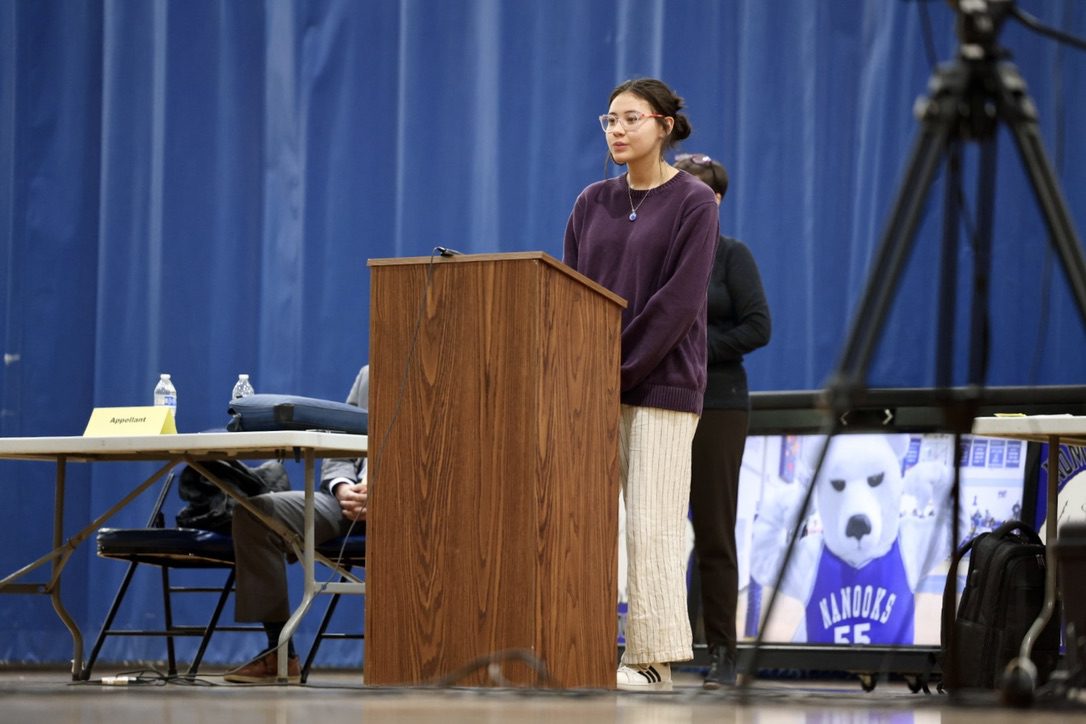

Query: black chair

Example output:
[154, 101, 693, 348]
[89, 472, 367, 681]
[86, 471, 263, 679]
[301, 534, 366, 683]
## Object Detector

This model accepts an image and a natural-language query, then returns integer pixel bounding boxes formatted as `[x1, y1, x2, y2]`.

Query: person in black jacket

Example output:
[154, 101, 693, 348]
[674, 153, 771, 688]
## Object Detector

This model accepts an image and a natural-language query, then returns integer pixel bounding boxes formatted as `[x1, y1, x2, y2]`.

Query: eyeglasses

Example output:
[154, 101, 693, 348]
[674, 153, 713, 165]
[599, 111, 665, 133]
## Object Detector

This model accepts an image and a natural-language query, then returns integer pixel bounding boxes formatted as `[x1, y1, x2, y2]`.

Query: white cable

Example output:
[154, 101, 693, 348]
[101, 675, 131, 686]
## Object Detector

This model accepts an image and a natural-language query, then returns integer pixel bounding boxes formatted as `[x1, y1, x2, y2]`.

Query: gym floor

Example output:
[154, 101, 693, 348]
[2, 666, 1083, 724]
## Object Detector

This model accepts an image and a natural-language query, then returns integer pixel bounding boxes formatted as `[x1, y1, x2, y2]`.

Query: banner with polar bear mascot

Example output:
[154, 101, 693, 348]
[613, 432, 1028, 647]
[742, 433, 1027, 645]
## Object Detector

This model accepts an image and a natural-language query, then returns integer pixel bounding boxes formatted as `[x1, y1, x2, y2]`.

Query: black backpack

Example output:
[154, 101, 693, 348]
[176, 459, 290, 533]
[941, 519, 1060, 690]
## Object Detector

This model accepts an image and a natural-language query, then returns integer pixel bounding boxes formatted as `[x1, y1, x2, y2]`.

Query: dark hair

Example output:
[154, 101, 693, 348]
[609, 78, 691, 153]
[674, 154, 730, 200]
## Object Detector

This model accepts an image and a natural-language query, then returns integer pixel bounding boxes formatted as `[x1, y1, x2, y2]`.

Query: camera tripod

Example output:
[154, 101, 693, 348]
[741, 0, 1086, 702]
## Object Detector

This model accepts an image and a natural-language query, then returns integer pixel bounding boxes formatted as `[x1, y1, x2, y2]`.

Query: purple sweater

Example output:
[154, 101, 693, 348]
[563, 170, 719, 414]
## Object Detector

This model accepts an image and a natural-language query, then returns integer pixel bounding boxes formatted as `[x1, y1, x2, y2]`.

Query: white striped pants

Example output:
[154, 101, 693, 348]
[619, 403, 699, 665]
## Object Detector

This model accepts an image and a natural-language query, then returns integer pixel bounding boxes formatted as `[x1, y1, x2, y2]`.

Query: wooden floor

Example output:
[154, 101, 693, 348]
[2, 666, 1084, 724]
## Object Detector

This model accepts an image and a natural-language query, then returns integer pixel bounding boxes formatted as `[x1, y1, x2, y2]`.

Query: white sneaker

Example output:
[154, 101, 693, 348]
[616, 662, 672, 691]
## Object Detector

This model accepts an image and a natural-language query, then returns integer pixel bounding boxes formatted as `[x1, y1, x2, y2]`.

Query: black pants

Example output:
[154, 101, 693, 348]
[690, 407, 748, 656]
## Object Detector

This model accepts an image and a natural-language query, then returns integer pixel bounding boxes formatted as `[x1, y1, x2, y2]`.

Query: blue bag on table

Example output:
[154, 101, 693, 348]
[226, 394, 367, 435]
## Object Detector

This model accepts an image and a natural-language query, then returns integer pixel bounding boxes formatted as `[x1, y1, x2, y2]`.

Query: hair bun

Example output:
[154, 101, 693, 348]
[671, 114, 692, 142]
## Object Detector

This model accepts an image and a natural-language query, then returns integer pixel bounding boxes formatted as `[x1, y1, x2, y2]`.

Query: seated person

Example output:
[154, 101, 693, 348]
[224, 365, 368, 683]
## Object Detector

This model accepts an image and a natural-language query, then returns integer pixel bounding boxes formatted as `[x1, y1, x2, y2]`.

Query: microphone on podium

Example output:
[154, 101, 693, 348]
[435, 246, 462, 257]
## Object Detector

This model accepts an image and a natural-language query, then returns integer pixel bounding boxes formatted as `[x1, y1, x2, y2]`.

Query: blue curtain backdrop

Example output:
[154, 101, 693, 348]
[1, 0, 1084, 665]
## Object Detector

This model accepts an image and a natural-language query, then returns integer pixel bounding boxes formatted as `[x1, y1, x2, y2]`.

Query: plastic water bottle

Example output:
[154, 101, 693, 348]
[232, 373, 255, 400]
[153, 373, 177, 415]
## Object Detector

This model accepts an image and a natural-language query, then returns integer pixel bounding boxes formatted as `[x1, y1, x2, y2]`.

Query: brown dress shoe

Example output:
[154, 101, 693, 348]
[224, 649, 301, 684]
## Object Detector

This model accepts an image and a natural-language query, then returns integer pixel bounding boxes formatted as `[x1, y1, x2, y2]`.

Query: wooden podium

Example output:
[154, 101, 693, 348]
[365, 252, 625, 688]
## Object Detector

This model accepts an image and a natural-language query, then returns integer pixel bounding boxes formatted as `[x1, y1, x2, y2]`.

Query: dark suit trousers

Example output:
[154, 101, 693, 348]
[232, 490, 355, 623]
[690, 407, 748, 656]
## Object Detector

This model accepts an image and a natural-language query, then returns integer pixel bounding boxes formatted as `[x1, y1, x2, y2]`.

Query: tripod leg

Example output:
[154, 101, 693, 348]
[990, 61, 1086, 706]
[935, 143, 963, 388]
[829, 121, 951, 404]
[997, 65, 1086, 325]
[967, 136, 996, 386]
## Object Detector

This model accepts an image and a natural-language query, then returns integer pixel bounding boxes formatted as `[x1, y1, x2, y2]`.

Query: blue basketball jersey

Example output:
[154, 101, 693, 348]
[804, 538, 915, 644]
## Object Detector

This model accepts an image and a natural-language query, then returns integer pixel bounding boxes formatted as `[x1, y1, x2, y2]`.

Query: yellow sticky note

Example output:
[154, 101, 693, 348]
[83, 406, 177, 436]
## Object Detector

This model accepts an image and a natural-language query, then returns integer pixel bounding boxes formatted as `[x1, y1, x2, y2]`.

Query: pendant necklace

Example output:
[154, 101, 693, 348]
[626, 163, 662, 222]
[627, 181, 651, 222]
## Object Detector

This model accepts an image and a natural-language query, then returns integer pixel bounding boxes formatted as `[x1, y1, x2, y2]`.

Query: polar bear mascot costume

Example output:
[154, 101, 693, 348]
[754, 434, 954, 645]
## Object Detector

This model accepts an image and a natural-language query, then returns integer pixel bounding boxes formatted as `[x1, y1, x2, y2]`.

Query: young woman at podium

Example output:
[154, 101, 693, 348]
[563, 77, 719, 692]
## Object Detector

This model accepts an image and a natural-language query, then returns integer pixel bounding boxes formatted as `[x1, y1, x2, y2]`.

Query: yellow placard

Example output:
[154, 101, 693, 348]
[83, 406, 177, 437]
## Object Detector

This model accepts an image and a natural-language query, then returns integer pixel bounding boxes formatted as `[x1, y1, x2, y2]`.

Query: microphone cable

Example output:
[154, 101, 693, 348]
[318, 247, 450, 587]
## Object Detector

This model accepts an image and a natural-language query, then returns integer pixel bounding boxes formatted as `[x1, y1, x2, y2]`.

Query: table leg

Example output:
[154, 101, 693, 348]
[0, 458, 180, 679]
[48, 458, 84, 681]
[1007, 434, 1062, 697]
[278, 448, 318, 683]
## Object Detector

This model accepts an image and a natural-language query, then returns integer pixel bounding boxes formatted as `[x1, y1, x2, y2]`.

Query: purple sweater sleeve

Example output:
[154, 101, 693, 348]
[562, 194, 583, 268]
